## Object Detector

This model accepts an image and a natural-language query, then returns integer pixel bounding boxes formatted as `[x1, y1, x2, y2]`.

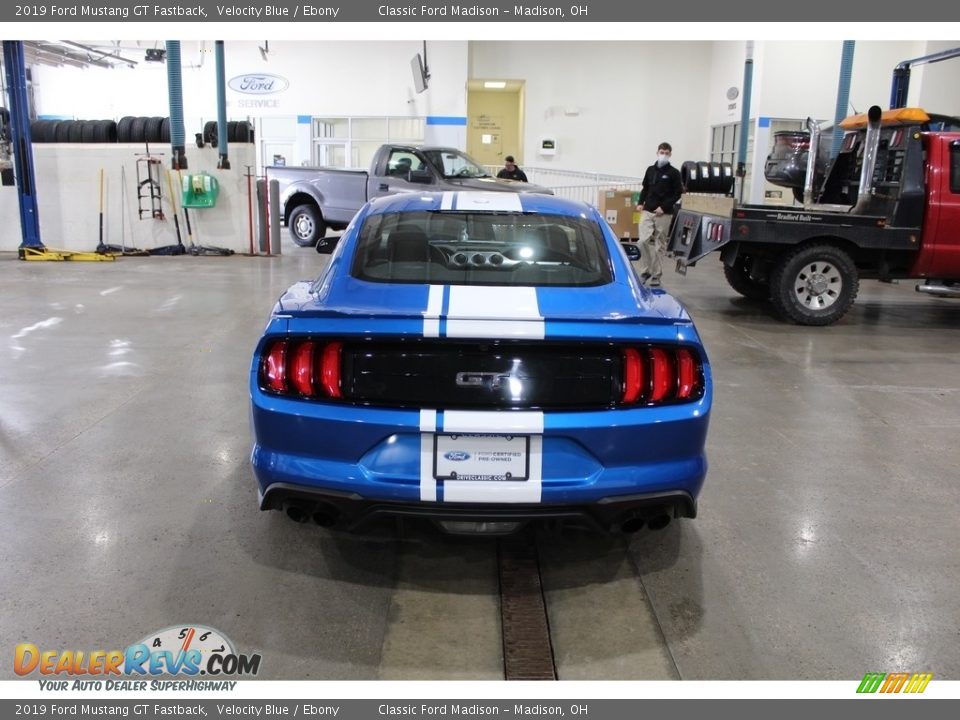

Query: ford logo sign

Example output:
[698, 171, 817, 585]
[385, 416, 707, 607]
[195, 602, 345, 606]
[444, 451, 471, 462]
[228, 74, 289, 95]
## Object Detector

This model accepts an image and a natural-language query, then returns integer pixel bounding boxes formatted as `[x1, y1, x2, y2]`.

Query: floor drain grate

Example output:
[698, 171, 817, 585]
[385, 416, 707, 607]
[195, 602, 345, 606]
[498, 536, 557, 680]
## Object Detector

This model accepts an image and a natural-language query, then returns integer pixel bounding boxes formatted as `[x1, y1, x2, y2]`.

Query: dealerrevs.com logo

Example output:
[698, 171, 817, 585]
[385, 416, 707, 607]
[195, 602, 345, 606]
[856, 672, 933, 694]
[15, 625, 261, 691]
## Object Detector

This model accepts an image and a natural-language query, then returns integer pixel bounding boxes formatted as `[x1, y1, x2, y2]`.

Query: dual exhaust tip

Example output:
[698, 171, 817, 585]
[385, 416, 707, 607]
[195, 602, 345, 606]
[619, 512, 672, 534]
[283, 501, 339, 528]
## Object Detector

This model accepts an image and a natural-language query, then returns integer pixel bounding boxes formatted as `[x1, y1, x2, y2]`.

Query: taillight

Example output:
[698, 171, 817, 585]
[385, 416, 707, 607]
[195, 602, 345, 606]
[676, 348, 698, 399]
[259, 338, 343, 400]
[320, 342, 342, 399]
[622, 348, 644, 404]
[620, 346, 703, 406]
[263, 340, 288, 393]
[707, 222, 724, 243]
[649, 348, 673, 402]
[290, 341, 316, 396]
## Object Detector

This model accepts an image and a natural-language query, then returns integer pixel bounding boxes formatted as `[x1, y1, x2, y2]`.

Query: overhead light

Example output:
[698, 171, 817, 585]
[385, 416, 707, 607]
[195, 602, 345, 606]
[484, 81, 507, 89]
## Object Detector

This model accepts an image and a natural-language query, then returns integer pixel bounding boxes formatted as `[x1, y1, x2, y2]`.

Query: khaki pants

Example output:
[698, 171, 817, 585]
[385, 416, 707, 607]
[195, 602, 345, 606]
[637, 209, 672, 280]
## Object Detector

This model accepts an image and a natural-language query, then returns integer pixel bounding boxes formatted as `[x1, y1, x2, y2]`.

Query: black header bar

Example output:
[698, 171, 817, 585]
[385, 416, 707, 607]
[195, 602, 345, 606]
[4, 0, 959, 23]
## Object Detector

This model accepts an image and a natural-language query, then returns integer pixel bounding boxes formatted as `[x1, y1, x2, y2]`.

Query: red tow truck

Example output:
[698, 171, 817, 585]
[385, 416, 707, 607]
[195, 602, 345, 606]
[668, 105, 960, 325]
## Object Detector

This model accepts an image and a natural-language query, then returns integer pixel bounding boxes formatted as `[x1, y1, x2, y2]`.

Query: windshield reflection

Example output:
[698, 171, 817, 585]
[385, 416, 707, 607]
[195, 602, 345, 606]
[423, 150, 491, 179]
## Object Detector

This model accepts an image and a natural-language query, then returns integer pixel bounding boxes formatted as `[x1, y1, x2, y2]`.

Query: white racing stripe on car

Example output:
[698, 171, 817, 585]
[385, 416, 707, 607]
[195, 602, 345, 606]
[443, 436, 543, 504]
[440, 191, 455, 210]
[419, 409, 437, 432]
[452, 191, 524, 213]
[419, 433, 437, 502]
[419, 411, 439, 501]
[423, 285, 444, 338]
[445, 286, 545, 339]
[420, 411, 545, 504]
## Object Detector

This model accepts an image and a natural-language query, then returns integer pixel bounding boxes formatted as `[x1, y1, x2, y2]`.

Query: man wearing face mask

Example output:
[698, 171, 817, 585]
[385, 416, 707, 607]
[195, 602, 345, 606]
[635, 142, 683, 287]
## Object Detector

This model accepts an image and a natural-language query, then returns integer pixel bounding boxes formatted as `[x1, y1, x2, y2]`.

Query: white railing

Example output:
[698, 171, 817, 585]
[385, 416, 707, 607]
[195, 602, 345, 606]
[483, 165, 644, 205]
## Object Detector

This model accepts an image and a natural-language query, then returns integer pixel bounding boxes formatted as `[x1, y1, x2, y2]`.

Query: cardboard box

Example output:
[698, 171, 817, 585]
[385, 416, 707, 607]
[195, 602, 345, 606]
[598, 189, 641, 239]
[680, 193, 736, 215]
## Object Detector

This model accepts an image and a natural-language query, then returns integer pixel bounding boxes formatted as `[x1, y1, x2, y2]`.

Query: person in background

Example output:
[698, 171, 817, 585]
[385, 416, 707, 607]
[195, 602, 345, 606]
[636, 142, 683, 287]
[497, 155, 528, 182]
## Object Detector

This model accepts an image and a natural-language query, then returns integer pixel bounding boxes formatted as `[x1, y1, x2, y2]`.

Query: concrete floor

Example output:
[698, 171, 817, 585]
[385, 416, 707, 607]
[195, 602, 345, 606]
[2, 242, 958, 681]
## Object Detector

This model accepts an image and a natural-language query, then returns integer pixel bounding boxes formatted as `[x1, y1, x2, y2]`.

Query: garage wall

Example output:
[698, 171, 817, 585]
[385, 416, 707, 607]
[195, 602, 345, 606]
[26, 39, 960, 179]
[33, 41, 470, 136]
[707, 41, 750, 130]
[0, 144, 255, 253]
[8, 40, 960, 250]
[911, 40, 960, 116]
[469, 41, 714, 178]
[8, 42, 471, 253]
[756, 41, 933, 121]
[705, 39, 960, 203]
[708, 39, 960, 126]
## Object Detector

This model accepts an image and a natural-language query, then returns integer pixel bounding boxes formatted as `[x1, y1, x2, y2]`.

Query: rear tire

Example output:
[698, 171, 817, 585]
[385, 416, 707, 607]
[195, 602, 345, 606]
[769, 244, 858, 325]
[288, 204, 326, 247]
[723, 257, 769, 300]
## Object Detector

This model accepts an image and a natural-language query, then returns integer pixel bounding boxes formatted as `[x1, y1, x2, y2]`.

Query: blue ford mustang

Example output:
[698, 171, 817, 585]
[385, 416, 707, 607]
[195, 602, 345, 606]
[250, 191, 711, 535]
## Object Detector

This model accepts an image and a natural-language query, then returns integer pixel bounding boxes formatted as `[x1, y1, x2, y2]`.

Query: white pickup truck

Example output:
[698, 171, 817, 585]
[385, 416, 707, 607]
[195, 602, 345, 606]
[270, 144, 552, 247]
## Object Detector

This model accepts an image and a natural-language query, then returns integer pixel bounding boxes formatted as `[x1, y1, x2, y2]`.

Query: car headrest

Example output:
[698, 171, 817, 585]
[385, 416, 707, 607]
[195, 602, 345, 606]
[535, 225, 569, 254]
[387, 226, 430, 262]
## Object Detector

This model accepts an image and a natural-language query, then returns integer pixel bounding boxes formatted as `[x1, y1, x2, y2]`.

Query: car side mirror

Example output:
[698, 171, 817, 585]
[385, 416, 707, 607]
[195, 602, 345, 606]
[408, 169, 433, 184]
[622, 242, 641, 261]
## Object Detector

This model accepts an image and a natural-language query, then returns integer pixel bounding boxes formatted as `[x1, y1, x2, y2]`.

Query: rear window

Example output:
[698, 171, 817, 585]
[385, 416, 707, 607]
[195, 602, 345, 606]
[350, 211, 613, 287]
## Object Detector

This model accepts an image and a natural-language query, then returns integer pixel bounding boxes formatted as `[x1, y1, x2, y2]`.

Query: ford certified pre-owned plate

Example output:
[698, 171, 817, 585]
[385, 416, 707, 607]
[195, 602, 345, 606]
[433, 434, 530, 482]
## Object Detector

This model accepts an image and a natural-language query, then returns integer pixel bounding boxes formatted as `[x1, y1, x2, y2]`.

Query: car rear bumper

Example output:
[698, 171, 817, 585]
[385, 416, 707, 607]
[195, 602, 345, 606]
[259, 480, 696, 534]
[250, 382, 710, 535]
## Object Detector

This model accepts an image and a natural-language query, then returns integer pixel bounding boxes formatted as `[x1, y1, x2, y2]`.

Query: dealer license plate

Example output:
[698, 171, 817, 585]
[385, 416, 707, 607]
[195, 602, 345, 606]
[433, 434, 530, 482]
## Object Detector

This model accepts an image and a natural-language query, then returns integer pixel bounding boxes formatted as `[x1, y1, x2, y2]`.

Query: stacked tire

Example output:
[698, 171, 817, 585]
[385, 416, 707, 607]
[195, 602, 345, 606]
[201, 120, 254, 147]
[30, 119, 117, 143]
[116, 116, 170, 144]
[681, 160, 734, 195]
[31, 117, 249, 145]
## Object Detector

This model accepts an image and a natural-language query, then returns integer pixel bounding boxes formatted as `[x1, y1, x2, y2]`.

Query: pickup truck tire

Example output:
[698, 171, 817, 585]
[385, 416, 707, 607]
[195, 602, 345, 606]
[769, 244, 859, 325]
[723, 257, 770, 300]
[289, 204, 326, 247]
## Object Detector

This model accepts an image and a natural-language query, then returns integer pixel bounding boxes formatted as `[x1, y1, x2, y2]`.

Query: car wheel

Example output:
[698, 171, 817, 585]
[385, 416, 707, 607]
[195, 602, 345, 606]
[723, 257, 769, 300]
[769, 243, 858, 325]
[289, 204, 326, 247]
